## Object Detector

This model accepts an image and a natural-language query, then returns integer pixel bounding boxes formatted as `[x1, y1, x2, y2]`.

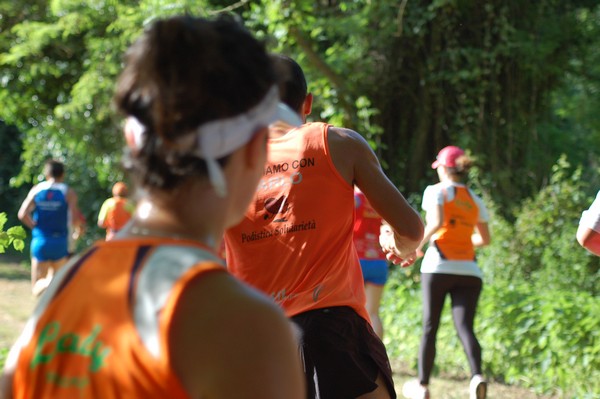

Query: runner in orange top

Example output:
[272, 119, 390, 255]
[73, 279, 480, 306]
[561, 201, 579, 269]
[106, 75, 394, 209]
[97, 182, 135, 240]
[402, 146, 491, 399]
[0, 15, 305, 399]
[225, 54, 424, 399]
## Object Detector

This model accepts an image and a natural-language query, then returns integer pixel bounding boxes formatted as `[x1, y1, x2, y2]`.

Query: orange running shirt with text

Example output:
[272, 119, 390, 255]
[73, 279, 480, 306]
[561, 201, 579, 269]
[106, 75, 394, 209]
[225, 122, 369, 322]
[432, 186, 479, 260]
[11, 238, 224, 399]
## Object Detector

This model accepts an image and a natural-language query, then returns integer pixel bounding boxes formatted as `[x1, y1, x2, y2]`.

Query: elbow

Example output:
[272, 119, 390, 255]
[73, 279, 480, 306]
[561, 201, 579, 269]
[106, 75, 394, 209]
[576, 228, 587, 247]
[410, 217, 426, 243]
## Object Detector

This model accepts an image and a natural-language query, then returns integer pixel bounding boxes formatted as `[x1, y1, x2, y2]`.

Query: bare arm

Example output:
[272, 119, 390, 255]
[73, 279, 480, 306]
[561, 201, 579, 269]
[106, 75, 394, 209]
[577, 225, 600, 256]
[0, 325, 28, 399]
[327, 127, 424, 263]
[472, 222, 491, 248]
[0, 368, 14, 399]
[169, 272, 305, 399]
[17, 188, 36, 229]
[67, 188, 82, 229]
[415, 204, 444, 257]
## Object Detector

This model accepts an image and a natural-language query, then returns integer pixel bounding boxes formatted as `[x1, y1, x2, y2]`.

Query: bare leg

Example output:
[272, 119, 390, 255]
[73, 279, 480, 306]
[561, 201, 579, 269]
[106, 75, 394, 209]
[31, 258, 49, 288]
[31, 257, 67, 296]
[364, 282, 385, 339]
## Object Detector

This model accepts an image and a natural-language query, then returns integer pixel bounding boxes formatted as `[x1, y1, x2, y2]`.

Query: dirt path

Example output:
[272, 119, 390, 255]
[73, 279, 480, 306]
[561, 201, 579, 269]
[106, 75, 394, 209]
[0, 262, 35, 350]
[0, 261, 553, 398]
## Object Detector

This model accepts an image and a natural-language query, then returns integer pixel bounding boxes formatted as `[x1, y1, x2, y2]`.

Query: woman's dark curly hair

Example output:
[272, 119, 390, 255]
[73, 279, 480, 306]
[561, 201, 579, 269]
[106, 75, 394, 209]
[114, 15, 275, 190]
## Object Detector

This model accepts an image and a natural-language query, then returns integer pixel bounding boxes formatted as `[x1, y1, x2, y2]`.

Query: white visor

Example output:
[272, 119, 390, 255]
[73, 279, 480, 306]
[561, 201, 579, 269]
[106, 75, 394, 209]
[126, 85, 302, 196]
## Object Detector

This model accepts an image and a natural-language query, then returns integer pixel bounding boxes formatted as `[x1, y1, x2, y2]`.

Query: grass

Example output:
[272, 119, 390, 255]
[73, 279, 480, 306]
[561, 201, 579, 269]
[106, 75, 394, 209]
[0, 261, 559, 398]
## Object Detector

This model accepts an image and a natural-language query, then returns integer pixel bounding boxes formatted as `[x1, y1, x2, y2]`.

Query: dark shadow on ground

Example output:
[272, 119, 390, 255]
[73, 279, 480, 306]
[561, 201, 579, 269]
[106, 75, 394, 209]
[0, 259, 29, 281]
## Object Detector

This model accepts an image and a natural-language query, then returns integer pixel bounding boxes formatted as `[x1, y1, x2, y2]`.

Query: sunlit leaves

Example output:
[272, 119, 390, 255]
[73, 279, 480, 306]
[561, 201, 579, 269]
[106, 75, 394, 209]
[0, 212, 26, 253]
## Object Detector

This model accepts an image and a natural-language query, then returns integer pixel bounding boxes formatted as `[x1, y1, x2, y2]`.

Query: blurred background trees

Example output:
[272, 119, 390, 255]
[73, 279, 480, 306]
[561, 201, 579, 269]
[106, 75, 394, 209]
[1, 1, 599, 395]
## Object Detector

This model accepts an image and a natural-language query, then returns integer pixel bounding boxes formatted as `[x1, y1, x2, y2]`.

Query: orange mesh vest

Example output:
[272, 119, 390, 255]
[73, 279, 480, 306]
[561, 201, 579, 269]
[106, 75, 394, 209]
[225, 122, 368, 321]
[105, 198, 133, 239]
[12, 238, 224, 399]
[106, 198, 132, 230]
[432, 186, 478, 260]
[353, 190, 385, 260]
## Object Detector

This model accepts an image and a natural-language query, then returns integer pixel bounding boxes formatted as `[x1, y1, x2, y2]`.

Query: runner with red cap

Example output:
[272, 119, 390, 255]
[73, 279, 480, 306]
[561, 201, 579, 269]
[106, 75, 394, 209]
[403, 145, 491, 399]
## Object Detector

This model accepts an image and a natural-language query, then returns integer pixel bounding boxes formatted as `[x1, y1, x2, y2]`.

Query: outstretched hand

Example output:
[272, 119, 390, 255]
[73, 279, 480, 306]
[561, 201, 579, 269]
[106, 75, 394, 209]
[379, 223, 417, 268]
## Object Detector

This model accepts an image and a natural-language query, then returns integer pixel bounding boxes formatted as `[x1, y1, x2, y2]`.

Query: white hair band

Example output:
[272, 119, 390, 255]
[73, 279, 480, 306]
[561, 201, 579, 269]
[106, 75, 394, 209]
[125, 86, 302, 197]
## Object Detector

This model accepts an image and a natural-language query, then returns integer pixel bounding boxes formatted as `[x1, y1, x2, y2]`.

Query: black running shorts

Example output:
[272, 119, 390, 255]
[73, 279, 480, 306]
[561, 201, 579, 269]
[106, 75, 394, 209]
[291, 306, 397, 399]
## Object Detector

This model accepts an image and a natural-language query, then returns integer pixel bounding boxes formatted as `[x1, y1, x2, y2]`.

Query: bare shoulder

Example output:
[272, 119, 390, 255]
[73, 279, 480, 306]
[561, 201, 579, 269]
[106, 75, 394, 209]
[327, 126, 378, 185]
[327, 126, 370, 147]
[168, 271, 304, 398]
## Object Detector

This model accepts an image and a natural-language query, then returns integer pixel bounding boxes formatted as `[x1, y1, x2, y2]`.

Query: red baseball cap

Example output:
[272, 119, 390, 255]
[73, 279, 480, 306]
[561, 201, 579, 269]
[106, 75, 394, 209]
[431, 146, 465, 169]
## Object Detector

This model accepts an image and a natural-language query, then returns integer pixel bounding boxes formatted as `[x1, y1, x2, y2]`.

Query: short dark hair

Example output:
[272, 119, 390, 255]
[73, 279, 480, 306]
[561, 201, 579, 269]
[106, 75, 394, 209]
[270, 54, 307, 113]
[43, 159, 64, 179]
[114, 15, 276, 189]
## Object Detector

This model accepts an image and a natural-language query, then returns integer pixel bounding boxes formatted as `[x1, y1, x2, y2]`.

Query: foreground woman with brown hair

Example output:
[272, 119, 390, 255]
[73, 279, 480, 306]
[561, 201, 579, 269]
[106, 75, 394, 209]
[1, 15, 304, 399]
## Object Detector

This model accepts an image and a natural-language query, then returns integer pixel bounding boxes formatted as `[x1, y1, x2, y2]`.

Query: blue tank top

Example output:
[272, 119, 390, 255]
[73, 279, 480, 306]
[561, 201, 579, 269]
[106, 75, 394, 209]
[32, 181, 69, 238]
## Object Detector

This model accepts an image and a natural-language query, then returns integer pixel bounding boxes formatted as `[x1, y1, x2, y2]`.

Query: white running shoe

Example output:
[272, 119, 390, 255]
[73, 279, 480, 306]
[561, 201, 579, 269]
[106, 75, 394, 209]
[470, 374, 487, 399]
[402, 378, 430, 399]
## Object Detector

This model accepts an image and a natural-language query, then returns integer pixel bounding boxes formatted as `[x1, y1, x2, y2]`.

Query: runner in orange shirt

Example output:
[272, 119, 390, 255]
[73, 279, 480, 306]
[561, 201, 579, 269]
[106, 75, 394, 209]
[0, 15, 304, 399]
[402, 146, 491, 399]
[225, 54, 424, 399]
[97, 182, 135, 240]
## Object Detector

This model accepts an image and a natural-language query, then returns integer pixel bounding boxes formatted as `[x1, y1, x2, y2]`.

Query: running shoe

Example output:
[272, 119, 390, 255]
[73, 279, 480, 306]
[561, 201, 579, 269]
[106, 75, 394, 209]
[470, 374, 487, 399]
[402, 378, 430, 399]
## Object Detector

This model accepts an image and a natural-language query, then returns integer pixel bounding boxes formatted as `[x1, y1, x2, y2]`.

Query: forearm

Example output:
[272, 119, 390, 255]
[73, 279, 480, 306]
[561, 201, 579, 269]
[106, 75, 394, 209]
[472, 234, 486, 248]
[416, 222, 441, 252]
[18, 214, 35, 230]
[0, 371, 13, 399]
[578, 227, 600, 256]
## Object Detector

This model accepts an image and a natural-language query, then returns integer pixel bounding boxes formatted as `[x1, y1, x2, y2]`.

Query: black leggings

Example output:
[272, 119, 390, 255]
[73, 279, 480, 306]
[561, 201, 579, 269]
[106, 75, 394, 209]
[418, 273, 483, 384]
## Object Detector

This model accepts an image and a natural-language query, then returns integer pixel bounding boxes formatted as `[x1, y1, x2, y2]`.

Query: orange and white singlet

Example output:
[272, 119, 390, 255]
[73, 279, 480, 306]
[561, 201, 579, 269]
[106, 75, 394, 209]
[420, 182, 489, 278]
[432, 185, 478, 261]
[225, 122, 369, 322]
[10, 238, 225, 399]
[98, 197, 135, 240]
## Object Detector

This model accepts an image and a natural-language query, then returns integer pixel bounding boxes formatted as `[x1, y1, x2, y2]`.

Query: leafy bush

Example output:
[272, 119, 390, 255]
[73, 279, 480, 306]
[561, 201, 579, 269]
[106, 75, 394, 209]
[478, 283, 599, 397]
[0, 213, 26, 253]
[384, 157, 600, 396]
[383, 275, 600, 397]
[478, 155, 599, 295]
[0, 346, 8, 370]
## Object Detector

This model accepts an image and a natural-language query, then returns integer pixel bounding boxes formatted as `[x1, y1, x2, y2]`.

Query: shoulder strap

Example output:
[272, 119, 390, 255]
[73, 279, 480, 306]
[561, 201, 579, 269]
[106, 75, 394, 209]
[133, 245, 224, 358]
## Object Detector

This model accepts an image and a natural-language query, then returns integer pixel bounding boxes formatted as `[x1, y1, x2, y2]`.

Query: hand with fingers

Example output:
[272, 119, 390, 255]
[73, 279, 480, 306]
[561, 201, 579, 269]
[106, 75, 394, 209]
[379, 223, 418, 268]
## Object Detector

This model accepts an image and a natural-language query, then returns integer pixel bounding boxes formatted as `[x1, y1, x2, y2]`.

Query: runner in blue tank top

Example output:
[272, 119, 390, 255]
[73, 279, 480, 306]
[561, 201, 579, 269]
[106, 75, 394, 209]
[17, 159, 83, 296]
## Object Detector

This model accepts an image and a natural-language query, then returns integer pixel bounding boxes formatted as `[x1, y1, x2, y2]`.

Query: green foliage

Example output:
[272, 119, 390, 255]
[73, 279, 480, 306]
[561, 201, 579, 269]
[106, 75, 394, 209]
[477, 155, 600, 295]
[0, 346, 7, 370]
[479, 283, 600, 398]
[242, 1, 600, 214]
[385, 154, 600, 396]
[0, 0, 599, 223]
[0, 213, 26, 253]
[383, 275, 600, 397]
